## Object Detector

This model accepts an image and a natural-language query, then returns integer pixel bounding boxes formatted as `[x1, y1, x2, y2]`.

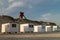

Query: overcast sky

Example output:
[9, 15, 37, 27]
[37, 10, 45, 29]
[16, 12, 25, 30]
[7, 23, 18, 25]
[0, 0, 60, 25]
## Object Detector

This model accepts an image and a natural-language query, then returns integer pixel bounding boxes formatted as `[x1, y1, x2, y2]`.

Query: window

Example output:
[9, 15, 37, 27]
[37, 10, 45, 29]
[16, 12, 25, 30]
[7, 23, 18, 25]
[29, 25, 33, 28]
[12, 24, 16, 27]
[42, 26, 45, 29]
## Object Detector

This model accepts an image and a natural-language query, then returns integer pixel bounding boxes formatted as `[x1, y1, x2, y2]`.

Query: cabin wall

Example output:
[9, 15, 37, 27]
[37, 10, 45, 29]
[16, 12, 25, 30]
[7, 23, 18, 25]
[20, 23, 34, 33]
[20, 24, 28, 32]
[0, 23, 2, 32]
[1, 23, 10, 33]
[42, 25, 45, 32]
[45, 26, 51, 32]
[38, 25, 42, 32]
[1, 23, 58, 33]
[34, 25, 42, 32]
[1, 24, 5, 33]
[1, 23, 20, 33]
[34, 26, 38, 32]
[53, 26, 57, 31]
[10, 23, 20, 33]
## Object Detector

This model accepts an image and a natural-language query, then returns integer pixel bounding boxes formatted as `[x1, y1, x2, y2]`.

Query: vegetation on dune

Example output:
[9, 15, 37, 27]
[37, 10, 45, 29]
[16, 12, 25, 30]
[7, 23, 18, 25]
[0, 15, 56, 25]
[2, 15, 14, 21]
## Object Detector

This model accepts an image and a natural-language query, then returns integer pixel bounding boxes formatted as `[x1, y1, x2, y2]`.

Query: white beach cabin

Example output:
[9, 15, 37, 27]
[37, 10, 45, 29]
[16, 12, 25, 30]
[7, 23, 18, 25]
[34, 25, 42, 32]
[1, 23, 20, 33]
[52, 26, 57, 31]
[20, 23, 34, 33]
[34, 25, 52, 32]
[45, 26, 52, 32]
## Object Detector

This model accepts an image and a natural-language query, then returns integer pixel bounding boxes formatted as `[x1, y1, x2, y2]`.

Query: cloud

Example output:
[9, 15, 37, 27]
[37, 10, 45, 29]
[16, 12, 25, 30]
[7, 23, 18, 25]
[7, 1, 24, 9]
[8, 0, 14, 2]
[0, 1, 25, 15]
[39, 13, 60, 25]
[28, 4, 33, 9]
[0, 0, 34, 15]
[0, 2, 3, 6]
[40, 13, 52, 21]
[0, 0, 47, 15]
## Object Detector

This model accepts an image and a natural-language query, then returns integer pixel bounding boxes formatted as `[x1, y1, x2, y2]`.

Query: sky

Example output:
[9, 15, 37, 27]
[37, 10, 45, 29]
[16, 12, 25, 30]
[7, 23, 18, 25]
[0, 0, 60, 25]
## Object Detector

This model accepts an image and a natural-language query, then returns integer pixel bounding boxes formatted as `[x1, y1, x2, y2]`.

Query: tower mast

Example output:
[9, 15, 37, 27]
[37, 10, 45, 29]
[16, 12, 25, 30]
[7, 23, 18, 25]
[19, 11, 26, 20]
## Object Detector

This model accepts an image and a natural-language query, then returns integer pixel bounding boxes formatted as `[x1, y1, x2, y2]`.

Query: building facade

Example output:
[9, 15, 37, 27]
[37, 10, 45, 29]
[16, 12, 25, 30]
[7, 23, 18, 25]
[1, 23, 20, 33]
[1, 23, 58, 33]
[20, 23, 34, 33]
[34, 25, 42, 32]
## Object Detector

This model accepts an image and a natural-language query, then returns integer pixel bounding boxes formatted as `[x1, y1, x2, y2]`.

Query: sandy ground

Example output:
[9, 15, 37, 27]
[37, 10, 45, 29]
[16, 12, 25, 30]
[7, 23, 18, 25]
[0, 32, 60, 38]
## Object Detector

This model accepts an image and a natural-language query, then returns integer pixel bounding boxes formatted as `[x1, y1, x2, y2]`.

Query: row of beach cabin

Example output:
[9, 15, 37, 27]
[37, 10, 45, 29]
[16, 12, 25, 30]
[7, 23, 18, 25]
[1, 22, 58, 33]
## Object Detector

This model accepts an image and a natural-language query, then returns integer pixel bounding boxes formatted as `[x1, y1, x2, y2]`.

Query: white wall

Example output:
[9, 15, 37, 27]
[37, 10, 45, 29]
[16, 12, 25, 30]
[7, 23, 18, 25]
[2, 24, 5, 33]
[45, 26, 51, 32]
[20, 23, 34, 32]
[34, 25, 42, 32]
[24, 26, 29, 32]
[10, 23, 20, 33]
[34, 26, 38, 32]
[53, 26, 57, 31]
[38, 25, 42, 32]
[1, 23, 20, 33]
[2, 23, 58, 33]
[20, 24, 28, 32]
[42, 25, 45, 32]
[1, 23, 10, 33]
